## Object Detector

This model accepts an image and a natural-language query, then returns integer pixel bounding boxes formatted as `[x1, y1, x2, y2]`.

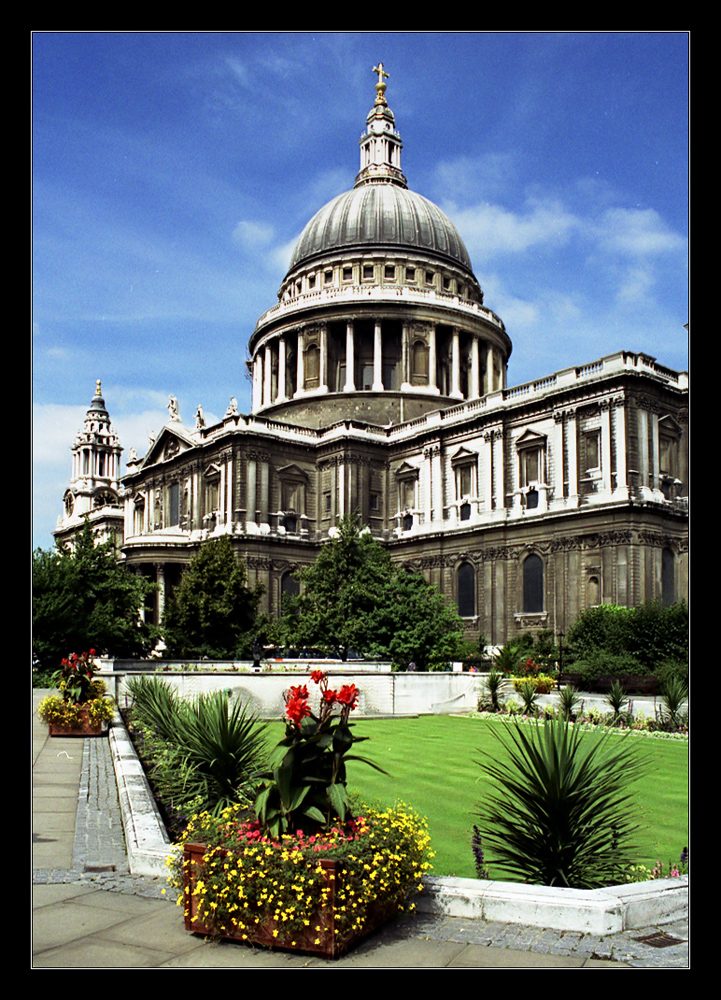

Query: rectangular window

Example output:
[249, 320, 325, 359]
[520, 448, 542, 486]
[168, 482, 180, 527]
[584, 431, 600, 472]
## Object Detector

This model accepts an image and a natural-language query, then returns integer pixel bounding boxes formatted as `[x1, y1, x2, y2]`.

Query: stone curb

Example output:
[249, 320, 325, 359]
[108, 710, 689, 931]
[417, 874, 688, 935]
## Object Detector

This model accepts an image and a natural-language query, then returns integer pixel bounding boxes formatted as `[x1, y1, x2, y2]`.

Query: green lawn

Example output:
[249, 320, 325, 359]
[341, 715, 688, 880]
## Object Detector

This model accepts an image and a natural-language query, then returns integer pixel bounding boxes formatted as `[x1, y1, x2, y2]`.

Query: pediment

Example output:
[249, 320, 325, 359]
[450, 446, 477, 466]
[516, 428, 546, 449]
[396, 461, 419, 479]
[139, 424, 197, 469]
[278, 463, 309, 481]
[658, 414, 683, 438]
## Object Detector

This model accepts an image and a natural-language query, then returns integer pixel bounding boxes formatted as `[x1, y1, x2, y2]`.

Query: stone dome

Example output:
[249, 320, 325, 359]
[287, 183, 474, 276]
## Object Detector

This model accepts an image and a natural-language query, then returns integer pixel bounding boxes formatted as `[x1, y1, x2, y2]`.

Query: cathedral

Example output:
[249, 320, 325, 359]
[54, 66, 689, 647]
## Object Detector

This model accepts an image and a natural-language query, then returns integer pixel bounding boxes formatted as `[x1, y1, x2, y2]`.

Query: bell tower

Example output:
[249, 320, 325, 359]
[54, 381, 124, 550]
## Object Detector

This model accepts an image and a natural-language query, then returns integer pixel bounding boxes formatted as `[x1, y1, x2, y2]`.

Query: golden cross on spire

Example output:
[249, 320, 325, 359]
[372, 63, 389, 86]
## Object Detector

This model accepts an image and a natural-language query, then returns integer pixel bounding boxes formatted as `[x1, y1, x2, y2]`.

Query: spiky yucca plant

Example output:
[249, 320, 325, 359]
[475, 716, 648, 888]
[126, 676, 268, 818]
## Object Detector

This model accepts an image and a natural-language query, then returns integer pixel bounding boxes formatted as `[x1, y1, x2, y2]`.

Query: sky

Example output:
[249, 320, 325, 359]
[32, 31, 690, 551]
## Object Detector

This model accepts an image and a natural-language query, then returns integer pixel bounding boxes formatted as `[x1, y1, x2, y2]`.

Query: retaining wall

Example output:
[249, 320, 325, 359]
[102, 663, 485, 718]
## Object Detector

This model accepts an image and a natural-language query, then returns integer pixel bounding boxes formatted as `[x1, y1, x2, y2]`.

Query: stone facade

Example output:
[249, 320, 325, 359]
[55, 68, 689, 647]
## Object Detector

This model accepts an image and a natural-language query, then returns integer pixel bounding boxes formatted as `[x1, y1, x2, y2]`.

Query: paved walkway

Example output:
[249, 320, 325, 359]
[32, 692, 689, 969]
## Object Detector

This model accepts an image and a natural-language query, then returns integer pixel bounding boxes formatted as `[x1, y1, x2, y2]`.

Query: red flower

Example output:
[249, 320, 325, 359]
[336, 684, 359, 710]
[310, 669, 326, 685]
[284, 685, 311, 726]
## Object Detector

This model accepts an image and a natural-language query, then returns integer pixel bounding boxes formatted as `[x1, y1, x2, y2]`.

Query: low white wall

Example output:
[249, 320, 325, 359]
[103, 664, 485, 719]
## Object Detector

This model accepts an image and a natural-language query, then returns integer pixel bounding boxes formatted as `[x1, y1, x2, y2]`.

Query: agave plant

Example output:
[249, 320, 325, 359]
[475, 716, 648, 888]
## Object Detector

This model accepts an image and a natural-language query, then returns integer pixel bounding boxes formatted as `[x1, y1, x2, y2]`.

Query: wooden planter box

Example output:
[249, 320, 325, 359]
[48, 708, 107, 737]
[182, 841, 401, 959]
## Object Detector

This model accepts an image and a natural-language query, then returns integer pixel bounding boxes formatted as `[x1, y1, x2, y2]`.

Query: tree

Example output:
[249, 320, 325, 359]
[363, 571, 466, 671]
[280, 514, 465, 669]
[32, 518, 159, 670]
[162, 536, 263, 659]
[280, 515, 393, 660]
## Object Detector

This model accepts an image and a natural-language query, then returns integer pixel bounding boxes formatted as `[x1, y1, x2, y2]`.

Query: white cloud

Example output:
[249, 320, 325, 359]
[449, 196, 580, 261]
[232, 219, 275, 250]
[594, 207, 686, 258]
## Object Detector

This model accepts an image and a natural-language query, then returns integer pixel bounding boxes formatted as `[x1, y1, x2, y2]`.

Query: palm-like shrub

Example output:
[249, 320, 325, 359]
[125, 676, 268, 819]
[557, 684, 582, 720]
[605, 678, 630, 721]
[659, 676, 688, 729]
[486, 667, 505, 711]
[475, 717, 648, 888]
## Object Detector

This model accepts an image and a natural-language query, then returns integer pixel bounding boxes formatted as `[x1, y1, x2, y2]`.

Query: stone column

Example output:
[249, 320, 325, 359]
[493, 429, 505, 510]
[277, 336, 287, 403]
[470, 336, 480, 399]
[651, 411, 660, 493]
[373, 320, 383, 390]
[429, 325, 437, 391]
[225, 456, 233, 527]
[554, 412, 565, 500]
[319, 323, 329, 393]
[259, 459, 269, 525]
[252, 354, 263, 411]
[483, 431, 494, 509]
[601, 401, 612, 493]
[155, 563, 166, 625]
[263, 344, 272, 407]
[295, 329, 305, 396]
[567, 409, 578, 502]
[614, 398, 628, 493]
[344, 321, 355, 391]
[432, 445, 443, 523]
[246, 458, 256, 526]
[451, 328, 461, 398]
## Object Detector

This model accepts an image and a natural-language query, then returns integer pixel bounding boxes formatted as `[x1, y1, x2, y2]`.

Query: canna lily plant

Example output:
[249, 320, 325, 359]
[253, 670, 387, 837]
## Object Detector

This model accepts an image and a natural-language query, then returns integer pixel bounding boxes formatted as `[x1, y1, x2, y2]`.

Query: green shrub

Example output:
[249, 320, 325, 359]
[565, 600, 688, 672]
[568, 650, 645, 684]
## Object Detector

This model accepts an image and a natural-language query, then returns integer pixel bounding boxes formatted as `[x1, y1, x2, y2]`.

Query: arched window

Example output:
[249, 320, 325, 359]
[523, 554, 544, 613]
[457, 561, 476, 618]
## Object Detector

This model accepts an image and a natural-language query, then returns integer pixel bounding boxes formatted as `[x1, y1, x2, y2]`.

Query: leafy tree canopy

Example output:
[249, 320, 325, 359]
[279, 514, 465, 669]
[32, 518, 159, 670]
[162, 536, 263, 660]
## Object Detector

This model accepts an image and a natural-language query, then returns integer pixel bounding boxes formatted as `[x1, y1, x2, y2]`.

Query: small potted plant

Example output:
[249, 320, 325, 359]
[171, 669, 434, 957]
[38, 650, 115, 736]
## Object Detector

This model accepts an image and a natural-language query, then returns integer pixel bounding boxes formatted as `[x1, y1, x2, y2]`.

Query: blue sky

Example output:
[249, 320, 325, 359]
[32, 31, 689, 551]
